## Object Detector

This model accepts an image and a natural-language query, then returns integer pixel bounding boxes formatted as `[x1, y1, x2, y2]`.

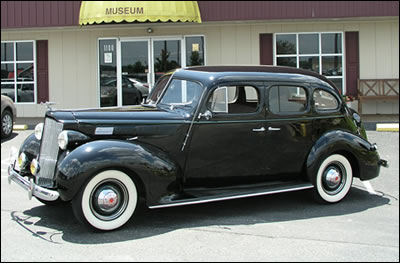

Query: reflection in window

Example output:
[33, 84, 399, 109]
[322, 56, 342, 76]
[154, 40, 181, 83]
[313, 90, 339, 111]
[277, 57, 296, 67]
[186, 36, 204, 66]
[269, 86, 307, 114]
[1, 43, 14, 61]
[275, 32, 344, 94]
[276, 34, 296, 55]
[322, 33, 342, 54]
[299, 34, 319, 54]
[299, 56, 319, 73]
[159, 79, 203, 112]
[1, 41, 35, 103]
[99, 39, 117, 107]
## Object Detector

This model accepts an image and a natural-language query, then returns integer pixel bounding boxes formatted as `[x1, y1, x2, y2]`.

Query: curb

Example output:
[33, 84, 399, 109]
[13, 124, 28, 131]
[376, 123, 399, 132]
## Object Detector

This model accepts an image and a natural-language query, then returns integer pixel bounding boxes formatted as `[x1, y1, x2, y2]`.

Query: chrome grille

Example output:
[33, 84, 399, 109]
[36, 118, 63, 187]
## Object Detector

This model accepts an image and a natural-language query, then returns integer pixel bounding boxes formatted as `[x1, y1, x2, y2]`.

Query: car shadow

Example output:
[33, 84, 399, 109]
[1, 132, 18, 143]
[10, 187, 392, 245]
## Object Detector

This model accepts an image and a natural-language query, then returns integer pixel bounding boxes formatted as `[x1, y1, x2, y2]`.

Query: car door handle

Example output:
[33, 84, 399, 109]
[252, 127, 266, 132]
[268, 127, 281, 131]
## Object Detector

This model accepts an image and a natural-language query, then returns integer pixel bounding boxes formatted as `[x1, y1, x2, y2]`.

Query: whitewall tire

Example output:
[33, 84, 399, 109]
[72, 170, 138, 231]
[313, 154, 353, 203]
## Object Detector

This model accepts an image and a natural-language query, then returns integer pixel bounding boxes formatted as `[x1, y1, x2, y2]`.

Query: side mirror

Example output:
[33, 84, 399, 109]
[198, 110, 213, 120]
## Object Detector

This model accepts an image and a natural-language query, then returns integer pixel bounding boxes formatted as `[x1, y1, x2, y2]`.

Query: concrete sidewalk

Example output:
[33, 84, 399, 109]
[13, 114, 399, 131]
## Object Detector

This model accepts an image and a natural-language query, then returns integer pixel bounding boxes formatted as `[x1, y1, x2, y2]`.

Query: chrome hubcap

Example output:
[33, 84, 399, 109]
[90, 179, 128, 221]
[2, 114, 12, 135]
[325, 168, 342, 189]
[97, 189, 119, 213]
[322, 163, 346, 195]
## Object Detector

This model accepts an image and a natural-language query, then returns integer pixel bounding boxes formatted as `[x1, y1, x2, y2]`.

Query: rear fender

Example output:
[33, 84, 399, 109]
[56, 140, 182, 205]
[306, 130, 380, 182]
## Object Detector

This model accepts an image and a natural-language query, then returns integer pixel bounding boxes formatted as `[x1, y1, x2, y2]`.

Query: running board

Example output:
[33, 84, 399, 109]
[149, 181, 314, 209]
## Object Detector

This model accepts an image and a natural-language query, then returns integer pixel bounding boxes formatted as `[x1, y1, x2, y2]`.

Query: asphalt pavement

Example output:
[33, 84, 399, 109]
[1, 130, 399, 262]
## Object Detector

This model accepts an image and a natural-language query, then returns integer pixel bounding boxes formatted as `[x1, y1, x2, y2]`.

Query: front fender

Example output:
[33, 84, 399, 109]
[306, 130, 381, 182]
[56, 140, 182, 204]
[19, 133, 40, 160]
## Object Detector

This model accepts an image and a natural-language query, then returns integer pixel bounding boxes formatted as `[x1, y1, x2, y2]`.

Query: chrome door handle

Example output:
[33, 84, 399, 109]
[268, 127, 281, 131]
[252, 127, 266, 132]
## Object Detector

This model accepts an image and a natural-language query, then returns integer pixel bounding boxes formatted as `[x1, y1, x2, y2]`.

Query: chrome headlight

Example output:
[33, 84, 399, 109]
[30, 158, 40, 175]
[34, 123, 44, 140]
[58, 131, 69, 150]
[17, 152, 28, 168]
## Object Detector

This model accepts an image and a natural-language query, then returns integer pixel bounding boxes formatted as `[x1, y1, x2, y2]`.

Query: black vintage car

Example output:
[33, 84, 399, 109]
[8, 66, 388, 231]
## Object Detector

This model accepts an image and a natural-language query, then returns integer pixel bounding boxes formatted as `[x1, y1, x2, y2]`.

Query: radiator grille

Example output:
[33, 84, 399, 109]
[36, 118, 63, 187]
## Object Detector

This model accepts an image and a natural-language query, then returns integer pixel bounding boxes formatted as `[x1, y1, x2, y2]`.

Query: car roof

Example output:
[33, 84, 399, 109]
[173, 65, 338, 92]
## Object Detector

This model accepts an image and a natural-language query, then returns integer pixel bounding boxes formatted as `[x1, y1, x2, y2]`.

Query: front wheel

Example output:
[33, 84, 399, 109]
[1, 110, 14, 138]
[312, 154, 353, 204]
[72, 170, 138, 231]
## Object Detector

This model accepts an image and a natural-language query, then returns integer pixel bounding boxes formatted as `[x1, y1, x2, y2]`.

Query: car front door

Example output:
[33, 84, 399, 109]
[264, 83, 314, 180]
[184, 82, 267, 188]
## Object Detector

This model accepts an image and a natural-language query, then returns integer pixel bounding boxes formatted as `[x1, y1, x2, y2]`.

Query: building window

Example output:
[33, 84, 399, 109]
[1, 41, 36, 103]
[275, 33, 344, 93]
[185, 36, 205, 66]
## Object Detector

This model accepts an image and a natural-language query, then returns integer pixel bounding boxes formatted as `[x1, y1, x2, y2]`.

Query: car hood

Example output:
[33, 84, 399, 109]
[46, 105, 190, 137]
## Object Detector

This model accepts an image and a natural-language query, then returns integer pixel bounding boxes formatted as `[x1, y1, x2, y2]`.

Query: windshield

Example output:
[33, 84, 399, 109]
[147, 75, 172, 104]
[158, 78, 204, 112]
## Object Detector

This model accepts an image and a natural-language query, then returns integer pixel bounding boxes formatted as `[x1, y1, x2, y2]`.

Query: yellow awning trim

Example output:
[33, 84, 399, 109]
[79, 1, 202, 25]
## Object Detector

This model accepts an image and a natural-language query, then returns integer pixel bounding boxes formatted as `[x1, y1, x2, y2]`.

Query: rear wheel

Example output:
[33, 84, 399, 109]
[312, 154, 353, 204]
[72, 170, 138, 231]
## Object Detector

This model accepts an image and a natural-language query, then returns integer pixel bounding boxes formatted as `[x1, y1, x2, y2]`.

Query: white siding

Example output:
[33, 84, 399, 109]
[1, 18, 398, 116]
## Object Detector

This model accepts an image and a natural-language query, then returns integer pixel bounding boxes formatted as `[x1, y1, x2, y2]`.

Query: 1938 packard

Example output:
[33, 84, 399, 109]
[8, 66, 388, 231]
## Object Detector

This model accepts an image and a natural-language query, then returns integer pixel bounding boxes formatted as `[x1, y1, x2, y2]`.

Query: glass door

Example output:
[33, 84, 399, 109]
[120, 40, 150, 105]
[152, 39, 182, 84]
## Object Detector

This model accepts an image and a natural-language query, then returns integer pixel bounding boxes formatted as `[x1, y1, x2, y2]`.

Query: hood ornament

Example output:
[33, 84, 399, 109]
[40, 101, 56, 111]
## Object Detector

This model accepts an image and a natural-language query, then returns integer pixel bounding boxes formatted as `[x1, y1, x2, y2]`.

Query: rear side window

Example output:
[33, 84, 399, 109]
[269, 86, 308, 114]
[313, 89, 339, 111]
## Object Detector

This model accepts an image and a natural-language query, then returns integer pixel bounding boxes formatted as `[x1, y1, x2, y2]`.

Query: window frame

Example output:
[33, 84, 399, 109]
[274, 32, 345, 94]
[1, 40, 37, 104]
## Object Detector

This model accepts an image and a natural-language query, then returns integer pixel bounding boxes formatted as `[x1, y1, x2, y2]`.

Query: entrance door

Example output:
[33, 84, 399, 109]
[120, 40, 150, 105]
[152, 39, 182, 84]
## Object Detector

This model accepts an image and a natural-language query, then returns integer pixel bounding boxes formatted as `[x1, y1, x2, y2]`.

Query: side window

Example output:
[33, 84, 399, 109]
[269, 85, 308, 114]
[313, 89, 339, 111]
[208, 85, 259, 114]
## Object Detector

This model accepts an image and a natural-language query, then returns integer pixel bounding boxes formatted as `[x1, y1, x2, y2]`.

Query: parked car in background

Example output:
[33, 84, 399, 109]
[128, 77, 149, 99]
[1, 94, 17, 138]
[100, 76, 142, 107]
[8, 66, 387, 231]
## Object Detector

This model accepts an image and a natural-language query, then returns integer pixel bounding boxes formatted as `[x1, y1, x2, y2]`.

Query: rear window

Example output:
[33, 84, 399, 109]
[313, 89, 339, 111]
[269, 85, 308, 114]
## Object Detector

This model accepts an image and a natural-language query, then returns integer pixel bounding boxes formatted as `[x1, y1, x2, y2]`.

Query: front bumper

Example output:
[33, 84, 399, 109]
[7, 163, 59, 201]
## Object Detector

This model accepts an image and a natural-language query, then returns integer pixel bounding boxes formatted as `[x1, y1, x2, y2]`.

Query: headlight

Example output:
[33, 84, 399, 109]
[34, 123, 44, 140]
[58, 131, 69, 150]
[17, 152, 28, 168]
[30, 159, 40, 175]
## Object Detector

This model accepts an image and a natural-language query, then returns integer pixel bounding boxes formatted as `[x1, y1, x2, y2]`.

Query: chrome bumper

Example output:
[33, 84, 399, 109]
[7, 163, 59, 201]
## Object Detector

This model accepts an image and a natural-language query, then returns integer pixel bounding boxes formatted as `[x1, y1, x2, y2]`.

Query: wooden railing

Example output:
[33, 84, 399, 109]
[357, 79, 399, 114]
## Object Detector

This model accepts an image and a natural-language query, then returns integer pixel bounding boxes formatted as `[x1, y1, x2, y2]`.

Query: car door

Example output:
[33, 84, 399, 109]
[264, 83, 314, 179]
[184, 82, 267, 188]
